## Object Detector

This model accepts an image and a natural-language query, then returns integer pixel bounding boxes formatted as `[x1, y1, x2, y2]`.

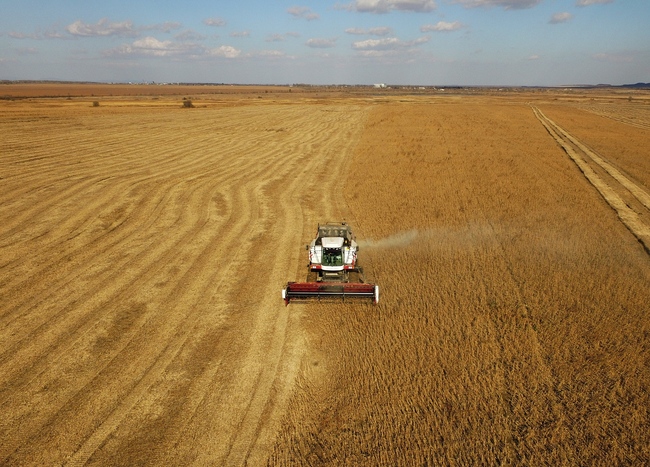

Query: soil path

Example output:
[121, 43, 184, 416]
[533, 106, 650, 252]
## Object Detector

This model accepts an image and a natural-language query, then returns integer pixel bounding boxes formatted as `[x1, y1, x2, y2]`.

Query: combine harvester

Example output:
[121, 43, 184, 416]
[282, 222, 379, 305]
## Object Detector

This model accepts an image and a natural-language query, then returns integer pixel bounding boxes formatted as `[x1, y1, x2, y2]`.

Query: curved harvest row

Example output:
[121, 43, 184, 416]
[0, 101, 368, 465]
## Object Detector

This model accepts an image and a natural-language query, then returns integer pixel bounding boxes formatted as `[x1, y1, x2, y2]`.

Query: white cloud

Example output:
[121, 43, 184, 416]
[207, 45, 241, 58]
[66, 19, 138, 37]
[528, 54, 540, 60]
[549, 12, 572, 24]
[203, 17, 227, 27]
[340, 0, 437, 13]
[345, 27, 393, 35]
[103, 36, 243, 60]
[44, 31, 67, 39]
[104, 36, 203, 57]
[104, 36, 241, 58]
[288, 6, 320, 20]
[124, 37, 173, 56]
[230, 31, 251, 38]
[253, 50, 289, 59]
[420, 21, 464, 32]
[352, 35, 429, 50]
[306, 37, 338, 48]
[452, 0, 541, 9]
[576, 0, 613, 6]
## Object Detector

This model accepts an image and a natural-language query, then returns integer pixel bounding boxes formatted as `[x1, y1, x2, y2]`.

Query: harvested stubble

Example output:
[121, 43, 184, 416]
[270, 100, 650, 465]
[0, 99, 368, 465]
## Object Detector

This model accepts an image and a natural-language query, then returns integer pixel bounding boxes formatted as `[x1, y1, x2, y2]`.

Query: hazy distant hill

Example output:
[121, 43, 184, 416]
[619, 82, 650, 89]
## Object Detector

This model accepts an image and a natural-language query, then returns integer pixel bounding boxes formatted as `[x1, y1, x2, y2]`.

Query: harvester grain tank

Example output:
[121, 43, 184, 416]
[282, 222, 379, 304]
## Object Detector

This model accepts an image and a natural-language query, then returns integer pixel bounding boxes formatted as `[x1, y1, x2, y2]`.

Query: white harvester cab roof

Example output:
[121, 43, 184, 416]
[321, 237, 345, 248]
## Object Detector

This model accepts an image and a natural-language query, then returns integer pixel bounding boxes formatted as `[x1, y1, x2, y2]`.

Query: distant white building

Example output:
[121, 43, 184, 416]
[373, 83, 386, 88]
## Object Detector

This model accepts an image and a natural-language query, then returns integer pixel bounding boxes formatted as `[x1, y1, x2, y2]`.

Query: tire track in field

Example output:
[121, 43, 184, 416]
[533, 106, 650, 253]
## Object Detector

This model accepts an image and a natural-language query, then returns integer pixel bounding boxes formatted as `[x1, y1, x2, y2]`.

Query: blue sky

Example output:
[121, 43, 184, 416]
[1, 0, 648, 85]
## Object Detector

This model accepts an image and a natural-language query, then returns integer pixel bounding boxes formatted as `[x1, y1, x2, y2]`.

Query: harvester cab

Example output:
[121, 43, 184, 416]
[282, 222, 379, 304]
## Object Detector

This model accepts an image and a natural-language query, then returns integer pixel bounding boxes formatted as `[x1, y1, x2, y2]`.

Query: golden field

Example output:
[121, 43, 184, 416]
[1, 84, 649, 465]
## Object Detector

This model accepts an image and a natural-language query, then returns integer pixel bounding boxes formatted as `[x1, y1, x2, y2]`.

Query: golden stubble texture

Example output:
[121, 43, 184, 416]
[270, 98, 650, 466]
[0, 96, 368, 465]
[1, 88, 649, 466]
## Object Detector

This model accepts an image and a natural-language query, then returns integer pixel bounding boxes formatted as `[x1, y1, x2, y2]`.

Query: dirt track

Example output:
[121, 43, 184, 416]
[2, 88, 650, 465]
[0, 100, 367, 465]
[533, 106, 650, 251]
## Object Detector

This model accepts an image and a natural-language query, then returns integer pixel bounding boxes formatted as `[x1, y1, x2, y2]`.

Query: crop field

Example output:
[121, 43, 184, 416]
[1, 85, 649, 465]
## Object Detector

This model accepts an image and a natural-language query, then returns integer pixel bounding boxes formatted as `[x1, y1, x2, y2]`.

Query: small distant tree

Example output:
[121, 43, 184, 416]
[92, 101, 100, 107]
[182, 98, 194, 108]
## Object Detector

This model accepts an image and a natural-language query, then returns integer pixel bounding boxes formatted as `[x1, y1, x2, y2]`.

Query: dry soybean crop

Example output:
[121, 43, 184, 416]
[1, 85, 649, 465]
